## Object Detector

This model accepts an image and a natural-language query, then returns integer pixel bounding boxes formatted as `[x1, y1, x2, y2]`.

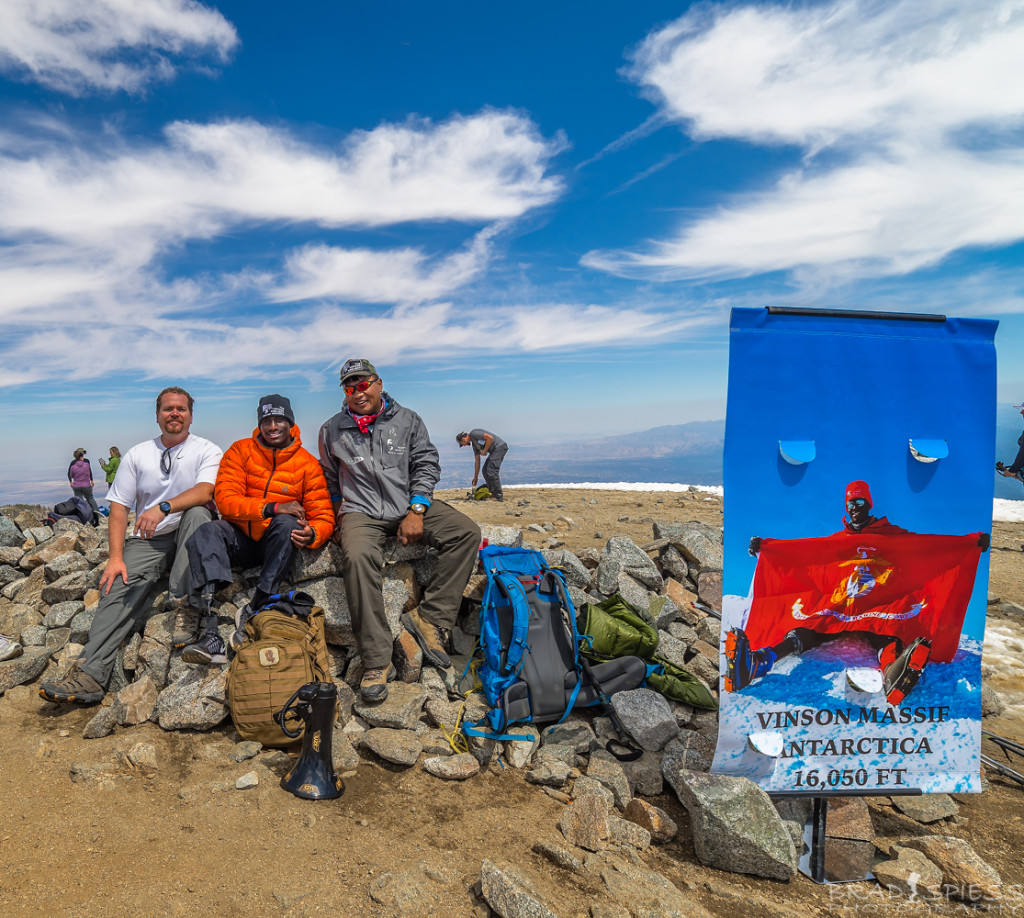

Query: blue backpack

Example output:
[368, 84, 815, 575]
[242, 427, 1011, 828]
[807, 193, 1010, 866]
[466, 545, 647, 740]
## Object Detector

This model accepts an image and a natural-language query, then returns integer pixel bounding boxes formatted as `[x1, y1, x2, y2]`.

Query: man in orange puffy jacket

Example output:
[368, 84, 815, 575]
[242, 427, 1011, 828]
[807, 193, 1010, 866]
[180, 394, 335, 663]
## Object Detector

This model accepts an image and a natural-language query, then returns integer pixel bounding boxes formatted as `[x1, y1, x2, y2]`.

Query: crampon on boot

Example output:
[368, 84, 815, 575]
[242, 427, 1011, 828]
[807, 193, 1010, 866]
[880, 636, 931, 705]
[723, 628, 777, 692]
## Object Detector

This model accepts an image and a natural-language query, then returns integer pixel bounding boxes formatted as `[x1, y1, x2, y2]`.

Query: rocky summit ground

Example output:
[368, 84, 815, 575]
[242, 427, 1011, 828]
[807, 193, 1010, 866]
[1, 487, 1023, 918]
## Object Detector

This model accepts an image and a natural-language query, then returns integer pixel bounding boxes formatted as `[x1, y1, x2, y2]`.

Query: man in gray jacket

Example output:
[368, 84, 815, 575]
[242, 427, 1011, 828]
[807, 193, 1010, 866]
[318, 358, 480, 702]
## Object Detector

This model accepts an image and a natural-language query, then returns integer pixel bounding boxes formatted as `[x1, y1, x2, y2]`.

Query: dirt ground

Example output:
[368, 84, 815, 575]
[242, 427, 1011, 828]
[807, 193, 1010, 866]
[2, 487, 1023, 918]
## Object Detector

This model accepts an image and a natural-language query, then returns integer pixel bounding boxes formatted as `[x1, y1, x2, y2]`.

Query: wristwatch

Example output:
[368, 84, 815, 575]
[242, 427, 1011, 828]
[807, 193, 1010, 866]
[159, 501, 172, 515]
[409, 503, 427, 515]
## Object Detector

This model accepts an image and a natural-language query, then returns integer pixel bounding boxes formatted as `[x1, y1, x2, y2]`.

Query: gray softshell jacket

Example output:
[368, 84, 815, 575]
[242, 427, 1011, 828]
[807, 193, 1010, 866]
[317, 394, 441, 523]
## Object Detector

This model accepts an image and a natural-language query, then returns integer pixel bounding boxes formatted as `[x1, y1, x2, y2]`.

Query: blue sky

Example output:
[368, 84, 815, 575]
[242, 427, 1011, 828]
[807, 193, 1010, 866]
[3, 0, 1024, 503]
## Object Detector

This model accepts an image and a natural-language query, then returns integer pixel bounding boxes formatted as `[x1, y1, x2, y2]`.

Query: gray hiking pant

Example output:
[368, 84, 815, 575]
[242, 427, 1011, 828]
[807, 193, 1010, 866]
[340, 501, 480, 668]
[80, 506, 212, 687]
[482, 444, 507, 499]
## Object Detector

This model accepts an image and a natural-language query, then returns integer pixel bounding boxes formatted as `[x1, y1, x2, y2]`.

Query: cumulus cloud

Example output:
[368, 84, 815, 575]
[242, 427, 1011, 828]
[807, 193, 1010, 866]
[0, 0, 238, 94]
[587, 0, 1024, 279]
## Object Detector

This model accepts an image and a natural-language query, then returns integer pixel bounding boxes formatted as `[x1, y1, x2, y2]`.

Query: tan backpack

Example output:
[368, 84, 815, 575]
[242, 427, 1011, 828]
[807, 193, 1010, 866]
[227, 599, 333, 748]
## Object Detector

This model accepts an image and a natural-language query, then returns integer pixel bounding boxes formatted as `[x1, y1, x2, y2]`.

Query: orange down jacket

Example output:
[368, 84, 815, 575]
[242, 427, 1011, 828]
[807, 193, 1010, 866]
[214, 426, 334, 548]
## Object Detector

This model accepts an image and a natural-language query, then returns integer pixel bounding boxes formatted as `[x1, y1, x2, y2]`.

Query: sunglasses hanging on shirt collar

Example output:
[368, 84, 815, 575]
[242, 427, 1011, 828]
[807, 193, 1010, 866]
[160, 444, 180, 475]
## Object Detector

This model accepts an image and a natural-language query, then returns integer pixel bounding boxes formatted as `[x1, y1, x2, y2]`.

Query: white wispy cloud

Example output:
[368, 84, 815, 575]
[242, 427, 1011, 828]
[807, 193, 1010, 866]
[0, 111, 565, 322]
[586, 0, 1024, 280]
[0, 114, 563, 250]
[7, 299, 711, 387]
[0, 107, 645, 387]
[0, 0, 238, 94]
[271, 226, 502, 304]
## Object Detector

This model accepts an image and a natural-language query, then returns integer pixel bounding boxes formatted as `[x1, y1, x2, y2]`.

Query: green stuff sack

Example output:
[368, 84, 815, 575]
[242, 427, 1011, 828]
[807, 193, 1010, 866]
[580, 595, 659, 660]
[645, 660, 717, 711]
[227, 600, 332, 748]
[580, 593, 717, 711]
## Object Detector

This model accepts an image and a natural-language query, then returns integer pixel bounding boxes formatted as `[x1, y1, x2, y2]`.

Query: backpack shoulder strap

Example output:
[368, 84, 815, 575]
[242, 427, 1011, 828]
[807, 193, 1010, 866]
[484, 570, 532, 674]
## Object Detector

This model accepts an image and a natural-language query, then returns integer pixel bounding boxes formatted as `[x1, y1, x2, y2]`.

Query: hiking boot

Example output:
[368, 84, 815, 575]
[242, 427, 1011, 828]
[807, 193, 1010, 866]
[170, 600, 201, 648]
[181, 629, 228, 665]
[39, 662, 105, 705]
[228, 603, 258, 652]
[881, 636, 931, 705]
[400, 608, 451, 669]
[360, 663, 395, 703]
[0, 634, 23, 662]
[723, 628, 777, 692]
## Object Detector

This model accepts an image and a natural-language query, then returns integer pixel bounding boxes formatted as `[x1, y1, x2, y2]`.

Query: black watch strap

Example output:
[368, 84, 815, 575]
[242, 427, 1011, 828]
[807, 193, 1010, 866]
[159, 501, 172, 515]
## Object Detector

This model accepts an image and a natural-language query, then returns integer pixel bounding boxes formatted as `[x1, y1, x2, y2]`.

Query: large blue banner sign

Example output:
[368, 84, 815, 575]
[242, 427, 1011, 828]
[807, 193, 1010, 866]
[713, 307, 997, 794]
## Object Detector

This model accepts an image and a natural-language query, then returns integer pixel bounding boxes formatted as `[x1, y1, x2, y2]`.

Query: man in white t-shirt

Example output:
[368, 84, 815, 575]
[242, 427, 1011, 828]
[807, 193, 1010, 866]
[40, 387, 223, 705]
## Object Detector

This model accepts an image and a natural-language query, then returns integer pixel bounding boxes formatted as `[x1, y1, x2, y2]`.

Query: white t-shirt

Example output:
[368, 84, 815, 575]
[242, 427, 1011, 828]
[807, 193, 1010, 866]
[106, 433, 223, 537]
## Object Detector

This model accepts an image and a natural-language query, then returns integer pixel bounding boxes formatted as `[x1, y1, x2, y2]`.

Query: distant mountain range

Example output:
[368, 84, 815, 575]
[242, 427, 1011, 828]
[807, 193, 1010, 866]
[513, 420, 726, 461]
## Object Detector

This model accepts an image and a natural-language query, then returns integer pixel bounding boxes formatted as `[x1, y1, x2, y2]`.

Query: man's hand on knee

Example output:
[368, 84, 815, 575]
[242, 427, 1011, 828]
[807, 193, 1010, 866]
[398, 511, 424, 546]
[291, 523, 315, 547]
[100, 559, 128, 594]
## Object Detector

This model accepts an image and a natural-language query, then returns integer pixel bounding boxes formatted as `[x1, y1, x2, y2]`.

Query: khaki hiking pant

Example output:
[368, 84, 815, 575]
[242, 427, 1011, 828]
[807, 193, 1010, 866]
[81, 506, 212, 687]
[340, 501, 480, 669]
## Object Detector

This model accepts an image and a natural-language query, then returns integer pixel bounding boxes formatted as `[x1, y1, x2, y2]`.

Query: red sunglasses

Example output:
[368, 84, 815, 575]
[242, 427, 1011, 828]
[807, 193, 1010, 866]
[344, 377, 378, 395]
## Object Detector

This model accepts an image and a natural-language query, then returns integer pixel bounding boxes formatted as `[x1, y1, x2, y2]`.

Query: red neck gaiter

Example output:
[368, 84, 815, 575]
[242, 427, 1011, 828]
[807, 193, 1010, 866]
[348, 397, 387, 434]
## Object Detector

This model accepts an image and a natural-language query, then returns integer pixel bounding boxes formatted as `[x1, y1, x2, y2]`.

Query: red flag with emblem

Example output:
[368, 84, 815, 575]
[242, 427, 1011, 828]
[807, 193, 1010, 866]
[744, 531, 983, 662]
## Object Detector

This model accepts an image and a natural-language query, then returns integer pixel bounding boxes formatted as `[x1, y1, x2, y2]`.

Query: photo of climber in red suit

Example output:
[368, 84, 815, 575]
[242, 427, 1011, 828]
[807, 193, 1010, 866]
[725, 480, 990, 705]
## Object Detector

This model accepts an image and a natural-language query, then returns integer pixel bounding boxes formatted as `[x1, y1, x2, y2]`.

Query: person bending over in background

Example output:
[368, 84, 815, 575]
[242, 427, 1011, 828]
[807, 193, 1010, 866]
[457, 428, 508, 501]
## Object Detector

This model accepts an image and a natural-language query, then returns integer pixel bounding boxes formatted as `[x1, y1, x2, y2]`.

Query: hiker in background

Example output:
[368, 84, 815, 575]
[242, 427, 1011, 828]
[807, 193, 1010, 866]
[39, 387, 222, 705]
[319, 358, 480, 702]
[457, 428, 508, 501]
[181, 394, 335, 664]
[99, 446, 121, 490]
[996, 400, 1024, 487]
[68, 448, 101, 516]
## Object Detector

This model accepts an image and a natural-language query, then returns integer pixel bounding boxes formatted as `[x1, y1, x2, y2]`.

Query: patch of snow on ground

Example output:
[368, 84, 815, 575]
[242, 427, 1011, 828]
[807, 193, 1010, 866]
[993, 498, 1024, 523]
[983, 619, 1024, 717]
[505, 482, 723, 495]
[503, 483, 1017, 519]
